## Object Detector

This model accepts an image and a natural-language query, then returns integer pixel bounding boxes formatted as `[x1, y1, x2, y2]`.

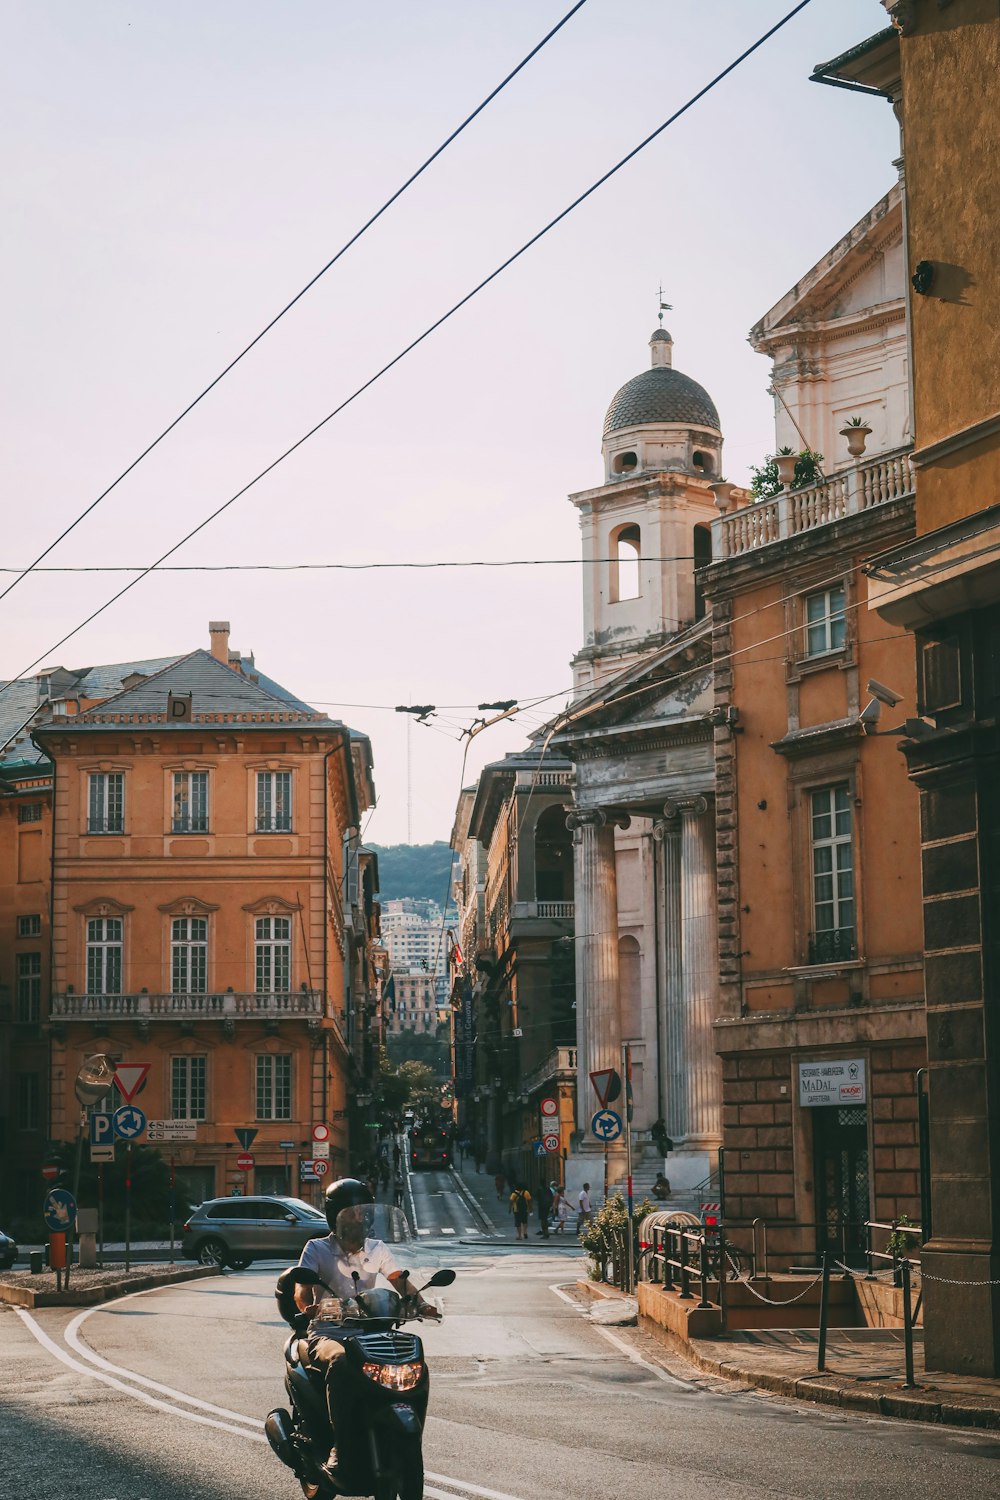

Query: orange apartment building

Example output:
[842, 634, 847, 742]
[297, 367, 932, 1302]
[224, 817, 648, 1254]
[0, 622, 377, 1217]
[701, 182, 926, 1266]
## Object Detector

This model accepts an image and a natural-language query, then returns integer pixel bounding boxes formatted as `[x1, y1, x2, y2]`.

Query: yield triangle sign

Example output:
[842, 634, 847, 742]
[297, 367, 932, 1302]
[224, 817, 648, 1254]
[113, 1063, 150, 1102]
[235, 1127, 258, 1151]
[590, 1068, 621, 1108]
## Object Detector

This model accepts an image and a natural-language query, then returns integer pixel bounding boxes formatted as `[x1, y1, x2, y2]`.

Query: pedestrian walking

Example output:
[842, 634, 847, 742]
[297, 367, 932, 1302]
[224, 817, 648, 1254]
[536, 1180, 552, 1238]
[393, 1173, 404, 1210]
[494, 1168, 507, 1202]
[553, 1185, 570, 1234]
[509, 1183, 532, 1241]
[576, 1181, 593, 1233]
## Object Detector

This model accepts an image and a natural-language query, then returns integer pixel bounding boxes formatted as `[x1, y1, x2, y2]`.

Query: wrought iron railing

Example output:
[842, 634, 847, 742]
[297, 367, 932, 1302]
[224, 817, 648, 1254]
[807, 927, 857, 964]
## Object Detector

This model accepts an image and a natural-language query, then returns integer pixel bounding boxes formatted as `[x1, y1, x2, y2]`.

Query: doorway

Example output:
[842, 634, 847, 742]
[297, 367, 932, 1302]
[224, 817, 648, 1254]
[812, 1105, 869, 1261]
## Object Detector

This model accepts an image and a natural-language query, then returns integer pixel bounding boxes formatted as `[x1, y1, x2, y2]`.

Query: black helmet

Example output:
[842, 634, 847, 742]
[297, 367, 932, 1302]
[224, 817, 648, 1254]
[323, 1177, 374, 1232]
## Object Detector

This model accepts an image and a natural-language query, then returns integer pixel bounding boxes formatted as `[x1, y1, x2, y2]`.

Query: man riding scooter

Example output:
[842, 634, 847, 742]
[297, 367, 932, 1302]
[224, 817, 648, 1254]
[294, 1178, 439, 1486]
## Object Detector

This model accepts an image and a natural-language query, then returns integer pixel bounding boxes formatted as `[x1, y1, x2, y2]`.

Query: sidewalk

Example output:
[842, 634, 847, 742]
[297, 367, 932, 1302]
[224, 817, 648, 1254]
[578, 1279, 1000, 1430]
[450, 1157, 582, 1249]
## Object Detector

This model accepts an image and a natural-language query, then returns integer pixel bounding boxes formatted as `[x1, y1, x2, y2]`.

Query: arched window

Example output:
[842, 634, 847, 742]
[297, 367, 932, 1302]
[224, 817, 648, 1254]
[534, 804, 573, 904]
[612, 450, 638, 476]
[692, 449, 715, 475]
[618, 935, 642, 1040]
[610, 524, 641, 603]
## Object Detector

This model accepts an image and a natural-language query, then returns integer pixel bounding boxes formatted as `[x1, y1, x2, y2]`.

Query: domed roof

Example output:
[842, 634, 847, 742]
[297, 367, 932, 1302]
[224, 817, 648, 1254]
[603, 328, 720, 438]
[604, 366, 720, 437]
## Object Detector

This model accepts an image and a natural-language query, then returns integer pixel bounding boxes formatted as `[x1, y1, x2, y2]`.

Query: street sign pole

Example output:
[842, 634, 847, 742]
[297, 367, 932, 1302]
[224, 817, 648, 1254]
[169, 1154, 176, 1266]
[623, 1041, 634, 1293]
[98, 1164, 104, 1268]
[125, 1142, 132, 1274]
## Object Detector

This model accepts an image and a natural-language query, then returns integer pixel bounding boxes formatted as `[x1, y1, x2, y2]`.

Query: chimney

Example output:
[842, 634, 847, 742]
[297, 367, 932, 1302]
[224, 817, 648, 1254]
[209, 621, 230, 664]
[228, 650, 243, 676]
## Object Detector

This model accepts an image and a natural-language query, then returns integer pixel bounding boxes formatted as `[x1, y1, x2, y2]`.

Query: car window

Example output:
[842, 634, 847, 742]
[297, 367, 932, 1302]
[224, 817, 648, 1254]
[257, 1202, 294, 1221]
[284, 1198, 326, 1219]
[208, 1202, 254, 1220]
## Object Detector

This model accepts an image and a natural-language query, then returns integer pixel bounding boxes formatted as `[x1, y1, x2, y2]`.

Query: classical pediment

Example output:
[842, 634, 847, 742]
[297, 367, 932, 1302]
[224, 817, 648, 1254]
[241, 894, 302, 915]
[72, 897, 135, 917]
[558, 618, 713, 738]
[157, 896, 221, 916]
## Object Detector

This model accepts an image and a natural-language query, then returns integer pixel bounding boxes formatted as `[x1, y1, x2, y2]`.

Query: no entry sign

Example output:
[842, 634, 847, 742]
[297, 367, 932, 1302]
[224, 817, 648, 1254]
[236, 1153, 255, 1171]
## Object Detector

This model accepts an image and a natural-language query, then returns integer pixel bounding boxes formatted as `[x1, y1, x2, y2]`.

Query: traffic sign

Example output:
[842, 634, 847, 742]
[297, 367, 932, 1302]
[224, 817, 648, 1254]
[43, 1189, 77, 1232]
[533, 1142, 547, 1158]
[234, 1127, 258, 1151]
[312, 1123, 330, 1142]
[113, 1104, 147, 1140]
[147, 1120, 197, 1142]
[113, 1063, 150, 1102]
[313, 1140, 330, 1159]
[542, 1132, 560, 1153]
[590, 1108, 623, 1143]
[90, 1112, 114, 1146]
[300, 1158, 329, 1180]
[313, 1159, 329, 1178]
[589, 1069, 621, 1108]
[279, 1139, 296, 1150]
[236, 1153, 255, 1171]
[539, 1096, 558, 1118]
[41, 1163, 60, 1181]
[91, 1142, 115, 1164]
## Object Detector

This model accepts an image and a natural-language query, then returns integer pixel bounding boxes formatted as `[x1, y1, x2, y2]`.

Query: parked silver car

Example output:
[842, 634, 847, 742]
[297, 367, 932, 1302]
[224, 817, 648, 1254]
[181, 1195, 328, 1269]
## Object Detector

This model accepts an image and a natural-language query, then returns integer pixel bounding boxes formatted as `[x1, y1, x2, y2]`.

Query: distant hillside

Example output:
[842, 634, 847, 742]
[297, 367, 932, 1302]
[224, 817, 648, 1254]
[369, 842, 456, 903]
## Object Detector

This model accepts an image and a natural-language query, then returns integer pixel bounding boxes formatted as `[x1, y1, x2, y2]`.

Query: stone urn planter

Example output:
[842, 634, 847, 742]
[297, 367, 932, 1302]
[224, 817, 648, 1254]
[774, 451, 798, 487]
[840, 421, 872, 459]
[710, 480, 737, 512]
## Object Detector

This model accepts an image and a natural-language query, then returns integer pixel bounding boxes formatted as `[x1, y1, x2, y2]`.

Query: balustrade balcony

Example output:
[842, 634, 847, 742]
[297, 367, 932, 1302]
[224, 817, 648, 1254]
[711, 447, 914, 562]
[51, 990, 323, 1020]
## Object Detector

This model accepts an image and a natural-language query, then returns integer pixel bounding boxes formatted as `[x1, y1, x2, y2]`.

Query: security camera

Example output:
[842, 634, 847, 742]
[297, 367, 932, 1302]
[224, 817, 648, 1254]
[859, 698, 882, 735]
[866, 678, 903, 708]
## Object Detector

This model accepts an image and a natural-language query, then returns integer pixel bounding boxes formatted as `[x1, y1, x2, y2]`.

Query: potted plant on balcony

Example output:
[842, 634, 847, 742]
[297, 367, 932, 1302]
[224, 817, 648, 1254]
[709, 478, 737, 512]
[839, 416, 872, 459]
[774, 447, 798, 487]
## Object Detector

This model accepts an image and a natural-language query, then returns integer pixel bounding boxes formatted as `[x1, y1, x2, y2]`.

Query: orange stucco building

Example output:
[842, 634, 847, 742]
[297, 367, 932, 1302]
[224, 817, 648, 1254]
[1, 623, 377, 1216]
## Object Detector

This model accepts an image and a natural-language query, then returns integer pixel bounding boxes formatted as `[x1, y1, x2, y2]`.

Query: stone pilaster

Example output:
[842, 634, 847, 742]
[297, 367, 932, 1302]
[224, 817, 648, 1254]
[666, 794, 721, 1146]
[568, 809, 625, 1131]
[653, 814, 685, 1141]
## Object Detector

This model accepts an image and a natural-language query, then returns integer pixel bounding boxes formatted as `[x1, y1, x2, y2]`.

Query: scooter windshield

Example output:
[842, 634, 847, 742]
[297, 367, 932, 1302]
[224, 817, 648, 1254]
[335, 1203, 411, 1247]
[358, 1286, 402, 1319]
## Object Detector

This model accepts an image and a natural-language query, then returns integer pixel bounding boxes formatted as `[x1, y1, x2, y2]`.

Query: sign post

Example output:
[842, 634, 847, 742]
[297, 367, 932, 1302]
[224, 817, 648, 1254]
[113, 1104, 147, 1273]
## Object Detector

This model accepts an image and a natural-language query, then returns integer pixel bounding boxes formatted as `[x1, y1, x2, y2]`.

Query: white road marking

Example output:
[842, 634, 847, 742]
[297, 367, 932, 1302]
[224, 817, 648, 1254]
[441, 1227, 455, 1234]
[425, 1475, 529, 1500]
[16, 1309, 269, 1440]
[448, 1168, 498, 1233]
[418, 1227, 431, 1235]
[548, 1282, 694, 1389]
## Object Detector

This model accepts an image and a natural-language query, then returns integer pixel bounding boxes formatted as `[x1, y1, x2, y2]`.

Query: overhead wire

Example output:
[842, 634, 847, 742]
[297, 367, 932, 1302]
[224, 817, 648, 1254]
[0, 556, 696, 574]
[0, 0, 590, 610]
[0, 0, 815, 701]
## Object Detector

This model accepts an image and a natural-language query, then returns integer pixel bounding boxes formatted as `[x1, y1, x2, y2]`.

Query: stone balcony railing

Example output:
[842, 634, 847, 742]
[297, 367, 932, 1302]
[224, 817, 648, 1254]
[51, 990, 323, 1020]
[522, 1045, 578, 1095]
[510, 900, 575, 921]
[711, 446, 914, 562]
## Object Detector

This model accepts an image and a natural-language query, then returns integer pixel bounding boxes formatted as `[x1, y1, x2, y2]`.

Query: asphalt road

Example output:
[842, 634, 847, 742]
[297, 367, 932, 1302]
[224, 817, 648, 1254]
[3, 1191, 1000, 1500]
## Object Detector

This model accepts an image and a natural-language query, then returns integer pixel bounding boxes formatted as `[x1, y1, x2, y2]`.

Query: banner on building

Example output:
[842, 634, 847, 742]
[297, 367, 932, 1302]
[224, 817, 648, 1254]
[798, 1058, 867, 1107]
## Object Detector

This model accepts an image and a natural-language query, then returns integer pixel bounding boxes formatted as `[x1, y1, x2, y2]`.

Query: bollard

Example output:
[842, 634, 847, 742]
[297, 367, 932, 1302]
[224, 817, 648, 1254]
[817, 1251, 831, 1373]
[901, 1258, 916, 1388]
[697, 1235, 711, 1309]
[29, 1250, 44, 1275]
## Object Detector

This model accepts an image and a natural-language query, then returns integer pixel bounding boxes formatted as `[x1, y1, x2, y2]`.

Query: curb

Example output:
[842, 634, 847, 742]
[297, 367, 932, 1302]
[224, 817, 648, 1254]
[0, 1264, 221, 1309]
[571, 1280, 1000, 1431]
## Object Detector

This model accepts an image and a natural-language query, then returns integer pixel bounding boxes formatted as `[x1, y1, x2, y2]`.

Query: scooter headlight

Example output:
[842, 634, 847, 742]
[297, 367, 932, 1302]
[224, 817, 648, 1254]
[361, 1360, 423, 1392]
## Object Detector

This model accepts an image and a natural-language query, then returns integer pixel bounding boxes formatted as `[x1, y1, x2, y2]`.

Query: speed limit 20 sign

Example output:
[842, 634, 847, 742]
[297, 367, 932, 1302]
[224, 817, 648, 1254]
[542, 1133, 560, 1154]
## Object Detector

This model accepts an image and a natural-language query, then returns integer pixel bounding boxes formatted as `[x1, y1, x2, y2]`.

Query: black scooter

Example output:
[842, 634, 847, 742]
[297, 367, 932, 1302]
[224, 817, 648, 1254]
[266, 1264, 455, 1500]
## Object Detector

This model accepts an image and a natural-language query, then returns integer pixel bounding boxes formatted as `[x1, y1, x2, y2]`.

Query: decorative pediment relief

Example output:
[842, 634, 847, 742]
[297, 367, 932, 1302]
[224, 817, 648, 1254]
[246, 759, 296, 772]
[162, 761, 214, 774]
[241, 894, 302, 915]
[73, 897, 135, 917]
[157, 896, 221, 916]
[80, 762, 130, 775]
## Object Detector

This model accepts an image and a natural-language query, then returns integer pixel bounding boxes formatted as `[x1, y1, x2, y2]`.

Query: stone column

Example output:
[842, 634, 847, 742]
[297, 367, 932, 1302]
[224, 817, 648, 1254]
[653, 814, 685, 1142]
[668, 795, 721, 1145]
[568, 809, 625, 1130]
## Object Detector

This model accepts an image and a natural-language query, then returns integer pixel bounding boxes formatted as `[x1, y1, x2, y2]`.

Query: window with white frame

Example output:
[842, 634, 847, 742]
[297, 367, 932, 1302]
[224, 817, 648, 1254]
[16, 953, 41, 1022]
[87, 916, 123, 994]
[256, 771, 292, 833]
[172, 771, 208, 833]
[256, 1054, 291, 1119]
[172, 917, 208, 994]
[809, 784, 856, 963]
[88, 772, 124, 833]
[171, 1056, 207, 1120]
[17, 1073, 40, 1130]
[804, 584, 847, 657]
[255, 916, 291, 993]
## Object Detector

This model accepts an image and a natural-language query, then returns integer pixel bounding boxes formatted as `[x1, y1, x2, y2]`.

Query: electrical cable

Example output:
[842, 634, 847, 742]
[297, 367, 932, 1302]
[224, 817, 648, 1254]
[0, 556, 696, 574]
[0, 0, 590, 610]
[0, 0, 814, 701]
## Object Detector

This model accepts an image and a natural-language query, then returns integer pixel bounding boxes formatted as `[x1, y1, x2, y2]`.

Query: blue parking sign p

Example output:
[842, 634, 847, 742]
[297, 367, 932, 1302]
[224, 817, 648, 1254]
[90, 1112, 113, 1146]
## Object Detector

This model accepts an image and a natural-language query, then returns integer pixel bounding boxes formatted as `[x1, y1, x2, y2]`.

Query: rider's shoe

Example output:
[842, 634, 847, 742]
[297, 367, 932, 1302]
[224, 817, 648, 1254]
[320, 1448, 342, 1486]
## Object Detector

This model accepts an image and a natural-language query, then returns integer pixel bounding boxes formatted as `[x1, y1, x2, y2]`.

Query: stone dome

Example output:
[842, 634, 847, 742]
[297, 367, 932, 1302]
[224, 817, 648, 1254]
[603, 330, 720, 438]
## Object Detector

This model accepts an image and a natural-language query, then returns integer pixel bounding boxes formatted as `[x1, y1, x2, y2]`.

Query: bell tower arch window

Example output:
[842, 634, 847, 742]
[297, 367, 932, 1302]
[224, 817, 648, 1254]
[610, 524, 641, 603]
[693, 524, 713, 622]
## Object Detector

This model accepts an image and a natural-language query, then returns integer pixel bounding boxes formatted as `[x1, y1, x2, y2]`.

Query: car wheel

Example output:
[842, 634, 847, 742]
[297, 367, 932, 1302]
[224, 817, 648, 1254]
[197, 1238, 227, 1267]
[227, 1256, 253, 1271]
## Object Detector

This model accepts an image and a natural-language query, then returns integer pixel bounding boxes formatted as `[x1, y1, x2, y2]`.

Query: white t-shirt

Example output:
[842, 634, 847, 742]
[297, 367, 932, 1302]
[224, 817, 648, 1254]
[578, 1189, 592, 1214]
[298, 1234, 401, 1300]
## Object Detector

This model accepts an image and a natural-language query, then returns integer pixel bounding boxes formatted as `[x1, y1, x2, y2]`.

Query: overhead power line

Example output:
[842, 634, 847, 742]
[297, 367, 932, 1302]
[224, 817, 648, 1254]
[0, 555, 696, 574]
[0, 0, 814, 699]
[0, 0, 590, 611]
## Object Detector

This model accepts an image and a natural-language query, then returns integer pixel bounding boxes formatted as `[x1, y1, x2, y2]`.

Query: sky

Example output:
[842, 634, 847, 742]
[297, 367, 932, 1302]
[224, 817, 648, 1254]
[2, 0, 901, 845]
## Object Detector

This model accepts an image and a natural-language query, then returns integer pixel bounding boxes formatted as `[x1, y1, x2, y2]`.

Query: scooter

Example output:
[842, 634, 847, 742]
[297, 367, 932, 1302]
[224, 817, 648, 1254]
[266, 1263, 455, 1500]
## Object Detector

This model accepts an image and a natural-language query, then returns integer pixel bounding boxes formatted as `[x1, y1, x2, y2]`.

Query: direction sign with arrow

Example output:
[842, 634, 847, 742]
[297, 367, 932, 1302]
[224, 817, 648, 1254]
[113, 1104, 147, 1140]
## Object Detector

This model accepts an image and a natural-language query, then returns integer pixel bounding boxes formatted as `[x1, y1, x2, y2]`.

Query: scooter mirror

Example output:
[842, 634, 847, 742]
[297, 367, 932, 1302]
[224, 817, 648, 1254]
[423, 1269, 456, 1289]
